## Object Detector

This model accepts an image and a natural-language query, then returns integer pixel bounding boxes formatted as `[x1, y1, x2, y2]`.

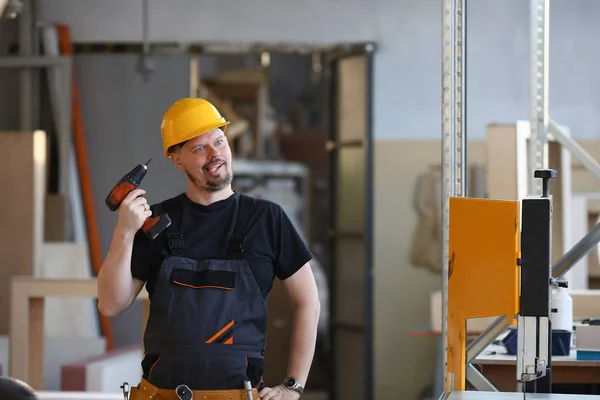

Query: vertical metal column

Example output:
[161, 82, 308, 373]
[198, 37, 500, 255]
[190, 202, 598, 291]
[459, 1, 467, 197]
[441, 0, 465, 391]
[19, 0, 33, 130]
[529, 0, 549, 193]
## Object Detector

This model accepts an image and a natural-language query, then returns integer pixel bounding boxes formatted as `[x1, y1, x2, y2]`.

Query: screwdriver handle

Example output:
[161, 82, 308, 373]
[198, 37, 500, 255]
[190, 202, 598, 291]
[244, 380, 254, 400]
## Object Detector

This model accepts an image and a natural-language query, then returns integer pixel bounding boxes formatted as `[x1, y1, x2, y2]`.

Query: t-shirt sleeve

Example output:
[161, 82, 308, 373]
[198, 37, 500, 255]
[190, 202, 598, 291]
[274, 206, 313, 280]
[131, 229, 153, 281]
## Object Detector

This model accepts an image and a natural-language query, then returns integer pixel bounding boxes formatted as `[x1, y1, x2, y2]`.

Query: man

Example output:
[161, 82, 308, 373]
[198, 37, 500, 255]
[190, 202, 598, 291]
[97, 98, 321, 400]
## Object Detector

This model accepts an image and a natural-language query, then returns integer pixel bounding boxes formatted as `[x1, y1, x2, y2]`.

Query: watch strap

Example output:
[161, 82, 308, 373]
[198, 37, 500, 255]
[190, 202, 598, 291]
[283, 377, 304, 394]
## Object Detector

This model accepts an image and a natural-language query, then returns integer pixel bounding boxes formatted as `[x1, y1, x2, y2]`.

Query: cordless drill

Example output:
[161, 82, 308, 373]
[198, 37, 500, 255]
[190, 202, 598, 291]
[105, 158, 171, 240]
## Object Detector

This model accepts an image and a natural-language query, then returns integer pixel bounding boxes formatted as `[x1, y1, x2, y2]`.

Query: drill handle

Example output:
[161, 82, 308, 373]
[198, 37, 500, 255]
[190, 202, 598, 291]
[105, 162, 149, 211]
[106, 181, 137, 211]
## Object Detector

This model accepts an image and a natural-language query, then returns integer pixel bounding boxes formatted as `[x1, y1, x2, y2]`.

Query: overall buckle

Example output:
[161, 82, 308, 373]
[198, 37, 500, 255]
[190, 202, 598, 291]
[228, 236, 245, 253]
[168, 233, 184, 250]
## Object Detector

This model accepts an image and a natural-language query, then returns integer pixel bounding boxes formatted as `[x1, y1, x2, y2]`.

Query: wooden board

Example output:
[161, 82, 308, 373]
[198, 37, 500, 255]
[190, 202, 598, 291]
[9, 276, 148, 388]
[486, 122, 529, 201]
[0, 131, 47, 334]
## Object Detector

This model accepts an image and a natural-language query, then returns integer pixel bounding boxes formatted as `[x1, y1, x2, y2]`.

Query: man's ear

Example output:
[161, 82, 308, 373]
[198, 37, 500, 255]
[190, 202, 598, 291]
[170, 150, 185, 171]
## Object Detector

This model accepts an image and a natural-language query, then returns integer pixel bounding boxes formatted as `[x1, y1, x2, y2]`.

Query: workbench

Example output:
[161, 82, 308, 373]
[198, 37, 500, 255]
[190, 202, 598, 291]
[408, 325, 600, 394]
[474, 343, 600, 385]
[446, 392, 600, 399]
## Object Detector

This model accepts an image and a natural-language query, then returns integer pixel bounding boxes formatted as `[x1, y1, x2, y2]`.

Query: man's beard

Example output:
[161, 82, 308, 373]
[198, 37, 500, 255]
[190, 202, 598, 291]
[184, 165, 233, 192]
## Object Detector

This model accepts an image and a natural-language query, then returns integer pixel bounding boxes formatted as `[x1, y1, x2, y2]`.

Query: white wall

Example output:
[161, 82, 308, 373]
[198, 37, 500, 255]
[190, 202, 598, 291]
[37, 0, 600, 141]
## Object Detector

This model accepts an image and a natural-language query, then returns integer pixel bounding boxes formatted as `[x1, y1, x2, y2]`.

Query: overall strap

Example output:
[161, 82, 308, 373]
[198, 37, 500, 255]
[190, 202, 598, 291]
[227, 195, 252, 261]
[161, 196, 185, 257]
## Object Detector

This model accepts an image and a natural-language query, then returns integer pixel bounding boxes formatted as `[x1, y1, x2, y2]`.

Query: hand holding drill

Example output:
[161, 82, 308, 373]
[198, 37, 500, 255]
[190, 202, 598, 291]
[105, 158, 171, 240]
[114, 188, 153, 235]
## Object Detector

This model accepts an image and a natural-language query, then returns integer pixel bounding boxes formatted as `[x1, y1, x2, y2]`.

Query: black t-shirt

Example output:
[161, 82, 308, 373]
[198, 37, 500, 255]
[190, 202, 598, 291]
[130, 192, 313, 301]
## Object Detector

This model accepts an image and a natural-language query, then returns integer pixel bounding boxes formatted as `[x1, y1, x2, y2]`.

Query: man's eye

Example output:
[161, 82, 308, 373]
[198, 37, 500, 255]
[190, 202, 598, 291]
[194, 146, 204, 152]
[216, 140, 223, 145]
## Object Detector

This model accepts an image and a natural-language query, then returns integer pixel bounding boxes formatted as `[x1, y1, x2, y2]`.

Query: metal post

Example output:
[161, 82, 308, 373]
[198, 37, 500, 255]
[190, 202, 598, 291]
[441, 0, 454, 391]
[460, 1, 467, 197]
[19, 0, 32, 131]
[466, 365, 498, 392]
[528, 0, 549, 194]
[548, 119, 600, 183]
[553, 221, 600, 278]
[441, 0, 465, 392]
[30, 0, 41, 128]
[466, 315, 510, 364]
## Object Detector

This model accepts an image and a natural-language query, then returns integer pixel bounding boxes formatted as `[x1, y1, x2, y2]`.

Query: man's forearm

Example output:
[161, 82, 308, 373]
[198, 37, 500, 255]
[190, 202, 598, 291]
[286, 302, 321, 386]
[97, 228, 137, 316]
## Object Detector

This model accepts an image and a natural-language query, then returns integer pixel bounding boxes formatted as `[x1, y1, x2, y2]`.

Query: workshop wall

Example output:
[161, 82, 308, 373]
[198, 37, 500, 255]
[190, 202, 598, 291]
[35, 0, 600, 142]
[373, 139, 487, 399]
[1, 0, 600, 398]
[71, 53, 192, 347]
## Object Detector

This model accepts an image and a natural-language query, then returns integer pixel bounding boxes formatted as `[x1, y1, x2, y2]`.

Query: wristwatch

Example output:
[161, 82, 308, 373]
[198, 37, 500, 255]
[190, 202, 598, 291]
[282, 377, 304, 395]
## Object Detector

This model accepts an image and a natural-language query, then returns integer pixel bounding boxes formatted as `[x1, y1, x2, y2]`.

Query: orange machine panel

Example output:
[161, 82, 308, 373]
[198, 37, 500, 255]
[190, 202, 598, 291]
[446, 197, 520, 391]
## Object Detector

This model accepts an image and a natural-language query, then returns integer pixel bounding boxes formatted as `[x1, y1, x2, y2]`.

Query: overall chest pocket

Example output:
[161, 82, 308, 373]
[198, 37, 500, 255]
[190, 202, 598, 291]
[168, 268, 238, 344]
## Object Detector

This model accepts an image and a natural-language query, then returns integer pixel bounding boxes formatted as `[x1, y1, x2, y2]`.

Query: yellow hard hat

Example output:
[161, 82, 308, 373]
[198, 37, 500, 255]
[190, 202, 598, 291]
[160, 97, 230, 158]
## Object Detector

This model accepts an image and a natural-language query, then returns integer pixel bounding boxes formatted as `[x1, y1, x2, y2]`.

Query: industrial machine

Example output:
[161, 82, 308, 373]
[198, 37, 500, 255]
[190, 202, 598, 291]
[516, 169, 560, 396]
[440, 0, 600, 397]
[442, 170, 600, 400]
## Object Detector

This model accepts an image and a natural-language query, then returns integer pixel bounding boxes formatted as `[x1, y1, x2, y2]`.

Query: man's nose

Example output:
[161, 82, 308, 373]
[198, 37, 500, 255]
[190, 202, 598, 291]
[206, 144, 220, 157]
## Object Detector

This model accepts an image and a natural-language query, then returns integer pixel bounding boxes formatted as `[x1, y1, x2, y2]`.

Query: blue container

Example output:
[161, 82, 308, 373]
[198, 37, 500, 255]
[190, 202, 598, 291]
[577, 350, 600, 360]
[502, 328, 571, 356]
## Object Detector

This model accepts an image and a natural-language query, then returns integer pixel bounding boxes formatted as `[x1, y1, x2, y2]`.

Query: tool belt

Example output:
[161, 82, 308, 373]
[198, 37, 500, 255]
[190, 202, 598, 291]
[129, 378, 259, 400]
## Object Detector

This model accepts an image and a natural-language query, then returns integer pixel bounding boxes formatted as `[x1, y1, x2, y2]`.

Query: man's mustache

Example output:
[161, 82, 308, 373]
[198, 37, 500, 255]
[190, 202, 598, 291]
[203, 158, 227, 169]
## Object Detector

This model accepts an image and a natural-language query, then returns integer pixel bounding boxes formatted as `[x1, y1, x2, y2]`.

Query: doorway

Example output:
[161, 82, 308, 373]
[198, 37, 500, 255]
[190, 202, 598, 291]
[326, 44, 375, 400]
[71, 40, 375, 400]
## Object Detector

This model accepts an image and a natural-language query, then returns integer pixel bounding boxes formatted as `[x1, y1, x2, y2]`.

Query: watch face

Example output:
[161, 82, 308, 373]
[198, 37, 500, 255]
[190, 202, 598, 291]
[285, 378, 297, 387]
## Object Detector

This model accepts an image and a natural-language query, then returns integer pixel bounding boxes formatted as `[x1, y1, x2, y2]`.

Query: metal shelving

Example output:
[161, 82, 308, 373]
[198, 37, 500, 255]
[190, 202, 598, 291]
[441, 0, 466, 392]
[529, 0, 550, 193]
[441, 0, 600, 395]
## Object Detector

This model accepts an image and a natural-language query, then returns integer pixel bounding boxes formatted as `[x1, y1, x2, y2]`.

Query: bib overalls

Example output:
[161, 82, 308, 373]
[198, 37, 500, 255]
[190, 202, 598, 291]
[131, 195, 268, 399]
